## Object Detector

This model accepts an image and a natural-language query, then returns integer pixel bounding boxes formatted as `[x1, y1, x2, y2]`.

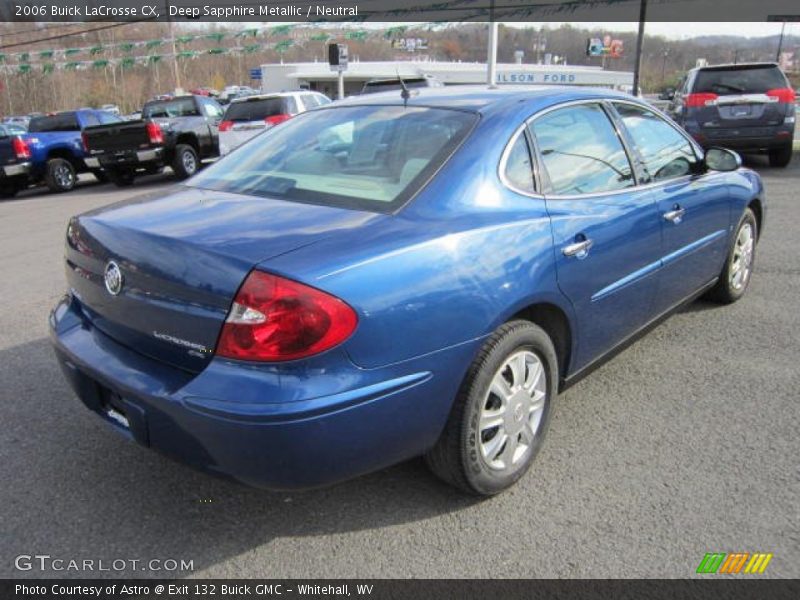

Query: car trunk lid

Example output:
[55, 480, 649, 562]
[65, 185, 380, 372]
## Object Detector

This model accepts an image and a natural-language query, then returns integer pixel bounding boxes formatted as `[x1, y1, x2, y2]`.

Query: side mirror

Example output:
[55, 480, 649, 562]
[704, 147, 741, 172]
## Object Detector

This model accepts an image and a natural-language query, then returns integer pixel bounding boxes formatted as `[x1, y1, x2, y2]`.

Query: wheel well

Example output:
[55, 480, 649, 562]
[47, 149, 78, 167]
[511, 303, 572, 383]
[175, 134, 198, 152]
[748, 198, 763, 239]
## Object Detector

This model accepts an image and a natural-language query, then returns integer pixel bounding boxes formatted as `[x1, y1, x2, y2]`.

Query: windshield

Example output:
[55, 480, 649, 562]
[694, 66, 788, 95]
[143, 98, 200, 119]
[188, 105, 476, 212]
[28, 113, 79, 132]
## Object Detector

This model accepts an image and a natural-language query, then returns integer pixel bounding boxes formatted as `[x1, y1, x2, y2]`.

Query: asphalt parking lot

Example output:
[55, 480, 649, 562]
[1, 158, 798, 580]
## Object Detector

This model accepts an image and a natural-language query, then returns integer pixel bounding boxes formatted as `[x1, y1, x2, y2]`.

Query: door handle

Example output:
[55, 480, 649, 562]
[563, 238, 594, 258]
[663, 207, 686, 224]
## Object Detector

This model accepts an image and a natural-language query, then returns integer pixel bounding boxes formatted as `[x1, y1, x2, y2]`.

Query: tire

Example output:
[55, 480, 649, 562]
[107, 168, 135, 187]
[91, 169, 108, 183]
[768, 144, 792, 168]
[171, 144, 199, 180]
[706, 208, 758, 304]
[44, 158, 77, 193]
[425, 320, 558, 495]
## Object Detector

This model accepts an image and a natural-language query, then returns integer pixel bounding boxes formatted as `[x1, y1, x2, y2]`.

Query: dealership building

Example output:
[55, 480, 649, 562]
[258, 60, 634, 97]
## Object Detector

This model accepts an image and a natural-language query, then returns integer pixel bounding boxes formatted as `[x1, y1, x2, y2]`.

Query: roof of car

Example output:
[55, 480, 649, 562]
[334, 85, 637, 113]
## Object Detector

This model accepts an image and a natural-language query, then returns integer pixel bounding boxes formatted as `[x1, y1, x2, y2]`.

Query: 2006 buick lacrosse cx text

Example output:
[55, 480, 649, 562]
[50, 86, 763, 495]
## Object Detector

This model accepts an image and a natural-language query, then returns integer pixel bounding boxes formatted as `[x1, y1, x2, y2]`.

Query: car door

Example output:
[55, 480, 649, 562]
[611, 101, 731, 313]
[529, 102, 663, 373]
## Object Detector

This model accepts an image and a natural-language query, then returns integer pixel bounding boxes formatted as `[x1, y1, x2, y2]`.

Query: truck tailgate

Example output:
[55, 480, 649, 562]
[84, 121, 151, 154]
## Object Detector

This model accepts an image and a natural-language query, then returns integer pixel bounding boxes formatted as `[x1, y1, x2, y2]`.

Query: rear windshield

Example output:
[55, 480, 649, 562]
[28, 113, 79, 132]
[362, 78, 429, 94]
[693, 66, 787, 95]
[224, 97, 291, 122]
[188, 105, 477, 212]
[142, 98, 200, 119]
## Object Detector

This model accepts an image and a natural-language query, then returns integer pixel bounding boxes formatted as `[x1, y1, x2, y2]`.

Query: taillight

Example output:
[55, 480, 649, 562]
[218, 120, 234, 132]
[265, 114, 291, 127]
[145, 121, 164, 145]
[216, 270, 358, 362]
[81, 132, 89, 153]
[685, 93, 718, 108]
[766, 87, 796, 104]
[11, 136, 31, 160]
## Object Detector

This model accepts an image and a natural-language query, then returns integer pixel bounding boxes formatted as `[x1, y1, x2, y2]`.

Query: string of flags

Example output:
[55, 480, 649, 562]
[0, 24, 425, 75]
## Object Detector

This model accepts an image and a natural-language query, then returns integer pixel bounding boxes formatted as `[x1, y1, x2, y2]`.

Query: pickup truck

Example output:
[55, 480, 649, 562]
[83, 95, 223, 187]
[0, 133, 32, 198]
[21, 110, 121, 193]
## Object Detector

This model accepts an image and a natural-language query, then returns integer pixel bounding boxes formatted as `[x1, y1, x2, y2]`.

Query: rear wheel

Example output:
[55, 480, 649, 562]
[768, 143, 792, 168]
[107, 168, 135, 187]
[425, 320, 557, 495]
[171, 144, 198, 180]
[45, 158, 76, 193]
[707, 208, 757, 304]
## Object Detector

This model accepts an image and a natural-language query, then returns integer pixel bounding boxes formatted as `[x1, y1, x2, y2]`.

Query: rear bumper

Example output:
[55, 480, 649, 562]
[0, 161, 31, 178]
[49, 293, 472, 490]
[86, 148, 163, 170]
[687, 125, 794, 152]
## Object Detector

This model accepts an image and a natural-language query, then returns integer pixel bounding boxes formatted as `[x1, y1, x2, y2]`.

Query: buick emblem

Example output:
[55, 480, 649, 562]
[104, 261, 123, 296]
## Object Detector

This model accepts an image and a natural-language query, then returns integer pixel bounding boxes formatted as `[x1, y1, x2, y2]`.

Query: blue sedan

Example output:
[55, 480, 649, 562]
[50, 86, 764, 495]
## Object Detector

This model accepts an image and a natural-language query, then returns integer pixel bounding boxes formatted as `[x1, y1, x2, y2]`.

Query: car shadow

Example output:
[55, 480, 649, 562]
[5, 171, 180, 204]
[0, 337, 479, 579]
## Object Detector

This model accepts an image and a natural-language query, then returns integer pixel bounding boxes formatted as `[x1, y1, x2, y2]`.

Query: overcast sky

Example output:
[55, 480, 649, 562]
[512, 22, 796, 39]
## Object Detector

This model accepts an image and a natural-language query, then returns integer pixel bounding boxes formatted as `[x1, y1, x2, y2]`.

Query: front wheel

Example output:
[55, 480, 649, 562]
[425, 320, 557, 495]
[45, 158, 76, 193]
[171, 144, 199, 180]
[707, 208, 758, 304]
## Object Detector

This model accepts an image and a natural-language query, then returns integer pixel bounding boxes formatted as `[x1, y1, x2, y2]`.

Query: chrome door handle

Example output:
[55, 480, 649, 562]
[563, 238, 594, 258]
[663, 207, 686, 223]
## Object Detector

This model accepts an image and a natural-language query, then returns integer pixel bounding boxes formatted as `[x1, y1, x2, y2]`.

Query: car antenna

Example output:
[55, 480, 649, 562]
[396, 69, 410, 107]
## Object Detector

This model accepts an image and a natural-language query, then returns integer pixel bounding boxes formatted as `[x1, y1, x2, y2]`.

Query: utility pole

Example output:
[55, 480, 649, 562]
[487, 0, 498, 87]
[775, 21, 786, 62]
[166, 0, 182, 94]
[632, 0, 648, 97]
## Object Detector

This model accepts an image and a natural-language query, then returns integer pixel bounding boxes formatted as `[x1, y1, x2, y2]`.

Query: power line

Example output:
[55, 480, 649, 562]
[0, 21, 149, 51]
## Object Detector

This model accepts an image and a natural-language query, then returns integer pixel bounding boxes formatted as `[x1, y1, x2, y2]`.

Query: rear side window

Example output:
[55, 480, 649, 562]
[693, 66, 787, 95]
[28, 113, 80, 132]
[189, 105, 477, 212]
[81, 113, 101, 127]
[614, 103, 698, 183]
[224, 98, 292, 121]
[503, 131, 535, 193]
[532, 104, 634, 196]
[143, 98, 200, 119]
[98, 112, 122, 125]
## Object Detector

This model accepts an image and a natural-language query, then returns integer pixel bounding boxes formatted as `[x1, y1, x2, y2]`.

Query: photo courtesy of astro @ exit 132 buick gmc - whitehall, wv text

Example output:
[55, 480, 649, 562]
[50, 86, 764, 495]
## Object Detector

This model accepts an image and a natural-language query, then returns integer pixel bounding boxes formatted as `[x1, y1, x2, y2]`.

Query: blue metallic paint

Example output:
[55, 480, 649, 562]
[50, 86, 764, 489]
